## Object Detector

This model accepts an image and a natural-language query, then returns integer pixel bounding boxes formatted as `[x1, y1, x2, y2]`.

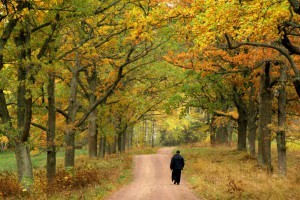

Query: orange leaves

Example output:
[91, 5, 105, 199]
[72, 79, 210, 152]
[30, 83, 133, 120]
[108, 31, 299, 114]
[213, 114, 234, 126]
[164, 51, 198, 70]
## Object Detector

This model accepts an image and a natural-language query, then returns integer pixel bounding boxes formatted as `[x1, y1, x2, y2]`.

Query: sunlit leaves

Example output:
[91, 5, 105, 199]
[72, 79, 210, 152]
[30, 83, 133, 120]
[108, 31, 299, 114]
[0, 135, 9, 150]
[192, 0, 290, 49]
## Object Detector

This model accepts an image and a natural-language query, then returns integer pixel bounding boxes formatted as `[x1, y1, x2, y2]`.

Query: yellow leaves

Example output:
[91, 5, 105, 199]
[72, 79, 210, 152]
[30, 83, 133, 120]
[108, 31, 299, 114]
[191, 0, 290, 49]
[122, 2, 174, 44]
[0, 135, 9, 151]
[0, 135, 9, 143]
[51, 0, 64, 4]
[20, 8, 30, 16]
[96, 25, 111, 35]
[35, 0, 64, 6]
[85, 18, 94, 26]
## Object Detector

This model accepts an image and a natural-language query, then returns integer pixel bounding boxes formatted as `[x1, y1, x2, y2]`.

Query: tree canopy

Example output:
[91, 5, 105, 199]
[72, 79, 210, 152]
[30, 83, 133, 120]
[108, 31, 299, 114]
[1, 0, 300, 191]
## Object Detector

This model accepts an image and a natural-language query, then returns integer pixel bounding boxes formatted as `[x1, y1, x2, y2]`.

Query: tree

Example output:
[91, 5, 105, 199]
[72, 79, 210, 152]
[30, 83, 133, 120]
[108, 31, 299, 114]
[247, 81, 258, 157]
[167, 0, 300, 175]
[257, 62, 273, 169]
[50, 0, 179, 165]
[276, 64, 287, 176]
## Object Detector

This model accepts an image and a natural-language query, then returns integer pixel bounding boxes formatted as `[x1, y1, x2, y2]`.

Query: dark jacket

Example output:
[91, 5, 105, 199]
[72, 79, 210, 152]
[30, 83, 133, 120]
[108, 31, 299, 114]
[170, 153, 184, 170]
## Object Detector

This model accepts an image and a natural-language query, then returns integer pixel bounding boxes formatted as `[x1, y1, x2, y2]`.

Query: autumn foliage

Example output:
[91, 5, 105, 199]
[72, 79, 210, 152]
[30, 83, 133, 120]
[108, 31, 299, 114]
[1, 0, 300, 198]
[0, 154, 131, 199]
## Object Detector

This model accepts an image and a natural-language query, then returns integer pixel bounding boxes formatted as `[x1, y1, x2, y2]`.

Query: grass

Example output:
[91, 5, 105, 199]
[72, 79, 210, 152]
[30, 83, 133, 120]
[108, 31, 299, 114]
[0, 150, 17, 173]
[4, 143, 298, 199]
[0, 148, 133, 199]
[0, 149, 88, 173]
[181, 143, 300, 200]
[45, 154, 133, 200]
[287, 141, 300, 151]
[0, 154, 132, 200]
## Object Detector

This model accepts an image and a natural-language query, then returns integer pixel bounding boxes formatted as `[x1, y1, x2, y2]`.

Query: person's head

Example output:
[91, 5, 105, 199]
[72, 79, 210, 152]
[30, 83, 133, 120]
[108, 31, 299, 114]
[176, 150, 180, 154]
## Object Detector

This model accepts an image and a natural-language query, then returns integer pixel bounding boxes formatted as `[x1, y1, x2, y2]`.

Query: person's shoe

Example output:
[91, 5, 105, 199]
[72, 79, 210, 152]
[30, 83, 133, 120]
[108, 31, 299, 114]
[177, 182, 180, 185]
[174, 181, 177, 184]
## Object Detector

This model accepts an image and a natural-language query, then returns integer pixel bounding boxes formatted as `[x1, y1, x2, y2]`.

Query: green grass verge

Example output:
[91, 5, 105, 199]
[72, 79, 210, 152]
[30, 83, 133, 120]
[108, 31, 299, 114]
[0, 149, 88, 173]
[0, 147, 167, 199]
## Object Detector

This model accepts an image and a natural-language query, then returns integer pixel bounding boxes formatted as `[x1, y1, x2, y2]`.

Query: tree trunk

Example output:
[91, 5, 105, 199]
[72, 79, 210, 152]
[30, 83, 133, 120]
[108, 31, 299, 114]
[15, 26, 34, 190]
[216, 125, 228, 144]
[15, 143, 33, 188]
[227, 123, 233, 146]
[233, 86, 248, 151]
[276, 65, 287, 176]
[247, 83, 258, 157]
[144, 119, 148, 146]
[0, 91, 11, 123]
[111, 136, 117, 154]
[65, 62, 79, 168]
[237, 117, 247, 151]
[0, 12, 18, 126]
[127, 126, 133, 149]
[15, 83, 34, 189]
[87, 66, 98, 158]
[88, 108, 97, 157]
[151, 121, 155, 148]
[65, 129, 76, 168]
[107, 143, 111, 155]
[98, 135, 106, 158]
[47, 74, 56, 182]
[257, 62, 273, 171]
[237, 115, 247, 151]
[118, 132, 122, 152]
[122, 131, 126, 152]
[210, 118, 217, 146]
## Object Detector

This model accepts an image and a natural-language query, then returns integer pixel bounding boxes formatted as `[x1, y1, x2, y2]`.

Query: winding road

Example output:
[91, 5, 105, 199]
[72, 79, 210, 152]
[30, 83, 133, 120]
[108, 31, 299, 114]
[106, 148, 200, 200]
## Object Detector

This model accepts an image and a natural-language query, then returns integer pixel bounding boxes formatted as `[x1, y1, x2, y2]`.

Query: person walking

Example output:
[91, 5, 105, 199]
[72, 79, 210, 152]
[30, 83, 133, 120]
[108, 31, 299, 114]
[170, 150, 184, 185]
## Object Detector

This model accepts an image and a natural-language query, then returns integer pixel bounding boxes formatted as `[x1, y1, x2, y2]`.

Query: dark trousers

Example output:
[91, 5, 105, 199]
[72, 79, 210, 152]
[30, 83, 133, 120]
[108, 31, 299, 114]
[171, 169, 182, 184]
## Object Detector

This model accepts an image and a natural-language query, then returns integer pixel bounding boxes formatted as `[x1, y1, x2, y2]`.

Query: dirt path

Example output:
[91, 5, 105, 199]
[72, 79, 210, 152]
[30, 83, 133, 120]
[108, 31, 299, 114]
[106, 148, 200, 200]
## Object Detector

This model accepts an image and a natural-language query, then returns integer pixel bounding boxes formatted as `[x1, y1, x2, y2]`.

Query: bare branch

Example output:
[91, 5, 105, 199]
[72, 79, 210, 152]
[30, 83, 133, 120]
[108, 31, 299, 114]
[31, 122, 47, 132]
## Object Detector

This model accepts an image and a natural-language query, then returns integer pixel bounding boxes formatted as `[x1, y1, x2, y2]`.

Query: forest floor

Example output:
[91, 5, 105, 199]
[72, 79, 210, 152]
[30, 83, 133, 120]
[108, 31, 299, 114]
[0, 150, 133, 199]
[181, 143, 300, 200]
[1, 144, 299, 199]
[105, 147, 200, 200]
[0, 147, 159, 199]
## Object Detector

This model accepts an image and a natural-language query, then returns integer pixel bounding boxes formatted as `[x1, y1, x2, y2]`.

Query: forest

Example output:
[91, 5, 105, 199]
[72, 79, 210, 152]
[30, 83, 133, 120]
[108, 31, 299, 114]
[0, 0, 300, 199]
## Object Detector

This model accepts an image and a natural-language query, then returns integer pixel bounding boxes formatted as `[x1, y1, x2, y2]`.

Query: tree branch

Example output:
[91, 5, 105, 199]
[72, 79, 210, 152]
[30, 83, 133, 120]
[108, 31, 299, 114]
[223, 33, 300, 84]
[213, 110, 237, 121]
[56, 108, 69, 120]
[31, 122, 47, 132]
[288, 0, 300, 14]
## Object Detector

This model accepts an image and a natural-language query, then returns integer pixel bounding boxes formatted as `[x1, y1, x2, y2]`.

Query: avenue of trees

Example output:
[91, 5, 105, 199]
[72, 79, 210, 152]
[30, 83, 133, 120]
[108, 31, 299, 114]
[1, 0, 300, 191]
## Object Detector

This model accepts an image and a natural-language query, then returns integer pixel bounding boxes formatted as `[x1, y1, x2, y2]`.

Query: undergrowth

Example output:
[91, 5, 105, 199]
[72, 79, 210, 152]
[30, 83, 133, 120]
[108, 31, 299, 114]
[182, 144, 300, 200]
[0, 154, 132, 199]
